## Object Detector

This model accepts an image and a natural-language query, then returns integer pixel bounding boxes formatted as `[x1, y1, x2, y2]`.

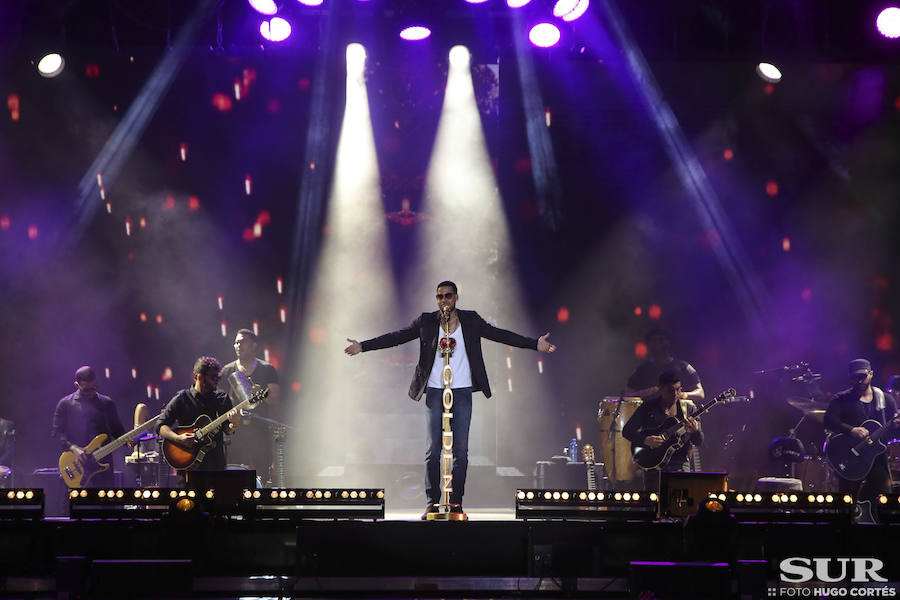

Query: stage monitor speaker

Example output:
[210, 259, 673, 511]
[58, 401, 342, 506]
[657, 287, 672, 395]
[660, 471, 728, 517]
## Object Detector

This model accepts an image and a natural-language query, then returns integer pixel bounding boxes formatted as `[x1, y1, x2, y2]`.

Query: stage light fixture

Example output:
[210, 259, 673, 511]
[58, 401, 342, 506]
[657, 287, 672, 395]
[707, 491, 853, 524]
[515, 489, 658, 520]
[239, 488, 385, 520]
[0, 489, 44, 520]
[346, 43, 366, 74]
[553, 0, 589, 22]
[399, 26, 431, 41]
[297, 0, 325, 5]
[756, 62, 782, 83]
[69, 488, 213, 519]
[873, 493, 900, 523]
[529, 23, 561, 48]
[508, 0, 532, 6]
[876, 7, 900, 38]
[260, 17, 292, 42]
[248, 0, 278, 15]
[37, 53, 65, 78]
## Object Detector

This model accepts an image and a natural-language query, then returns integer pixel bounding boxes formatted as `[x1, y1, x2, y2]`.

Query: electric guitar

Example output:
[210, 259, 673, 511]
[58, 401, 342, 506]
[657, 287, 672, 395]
[162, 388, 269, 470]
[583, 444, 597, 491]
[633, 388, 736, 470]
[825, 415, 900, 481]
[58, 413, 162, 488]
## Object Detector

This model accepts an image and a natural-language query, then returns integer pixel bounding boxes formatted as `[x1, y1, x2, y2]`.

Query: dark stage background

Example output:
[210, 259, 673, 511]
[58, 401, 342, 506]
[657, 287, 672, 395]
[1, 0, 899, 504]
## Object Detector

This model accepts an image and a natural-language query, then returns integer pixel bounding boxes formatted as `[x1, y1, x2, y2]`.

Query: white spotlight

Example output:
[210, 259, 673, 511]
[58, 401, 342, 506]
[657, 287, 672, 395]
[346, 43, 367, 75]
[37, 53, 65, 78]
[448, 45, 470, 69]
[756, 62, 782, 83]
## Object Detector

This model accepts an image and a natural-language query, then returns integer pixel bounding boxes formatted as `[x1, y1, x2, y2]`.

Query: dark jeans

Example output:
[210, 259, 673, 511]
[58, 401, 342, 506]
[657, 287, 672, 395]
[838, 455, 891, 502]
[424, 387, 472, 507]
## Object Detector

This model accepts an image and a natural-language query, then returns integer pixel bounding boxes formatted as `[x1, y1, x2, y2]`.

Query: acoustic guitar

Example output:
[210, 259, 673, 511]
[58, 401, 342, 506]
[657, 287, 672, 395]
[632, 388, 736, 470]
[162, 388, 269, 470]
[825, 414, 900, 481]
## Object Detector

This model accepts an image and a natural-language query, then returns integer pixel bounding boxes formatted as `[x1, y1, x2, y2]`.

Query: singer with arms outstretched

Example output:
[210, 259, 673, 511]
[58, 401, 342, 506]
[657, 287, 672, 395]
[345, 280, 556, 519]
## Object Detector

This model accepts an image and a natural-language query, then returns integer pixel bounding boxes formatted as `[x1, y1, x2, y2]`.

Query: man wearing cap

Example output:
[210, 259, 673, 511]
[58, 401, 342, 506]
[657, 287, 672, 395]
[824, 358, 900, 502]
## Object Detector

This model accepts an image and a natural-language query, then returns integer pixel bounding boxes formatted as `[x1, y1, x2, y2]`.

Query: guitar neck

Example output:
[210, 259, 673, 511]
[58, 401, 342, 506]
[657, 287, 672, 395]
[93, 414, 161, 461]
[196, 390, 267, 439]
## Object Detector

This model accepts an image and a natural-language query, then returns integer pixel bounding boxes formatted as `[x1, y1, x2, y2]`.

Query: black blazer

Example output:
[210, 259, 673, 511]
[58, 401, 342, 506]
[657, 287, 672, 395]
[360, 309, 538, 400]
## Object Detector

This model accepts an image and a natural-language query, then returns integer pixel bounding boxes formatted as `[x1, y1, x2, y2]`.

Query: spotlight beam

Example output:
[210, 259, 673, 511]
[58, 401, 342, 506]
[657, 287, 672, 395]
[511, 10, 565, 230]
[595, 0, 768, 331]
[69, 0, 216, 246]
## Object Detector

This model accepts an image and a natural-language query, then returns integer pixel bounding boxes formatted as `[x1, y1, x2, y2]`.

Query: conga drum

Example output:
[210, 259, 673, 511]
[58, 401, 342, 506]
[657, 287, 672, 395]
[597, 397, 642, 482]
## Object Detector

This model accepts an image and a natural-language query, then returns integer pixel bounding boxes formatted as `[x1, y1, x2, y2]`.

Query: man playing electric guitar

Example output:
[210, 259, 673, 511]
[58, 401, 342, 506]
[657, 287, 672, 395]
[157, 357, 238, 478]
[52, 366, 127, 488]
[622, 370, 702, 491]
[824, 358, 900, 506]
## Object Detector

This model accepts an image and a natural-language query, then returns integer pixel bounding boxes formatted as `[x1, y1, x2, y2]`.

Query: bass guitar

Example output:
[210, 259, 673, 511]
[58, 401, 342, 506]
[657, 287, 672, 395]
[825, 415, 900, 481]
[633, 388, 736, 470]
[162, 387, 269, 470]
[58, 412, 162, 488]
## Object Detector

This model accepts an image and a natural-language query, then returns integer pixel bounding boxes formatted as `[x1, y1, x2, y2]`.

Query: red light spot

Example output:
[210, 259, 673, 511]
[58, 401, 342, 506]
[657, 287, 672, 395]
[309, 326, 327, 344]
[514, 157, 532, 173]
[242, 68, 257, 88]
[876, 332, 893, 352]
[139, 217, 147, 229]
[634, 342, 648, 359]
[257, 210, 271, 226]
[211, 93, 233, 112]
[163, 195, 175, 210]
[242, 228, 255, 242]
[895, 96, 900, 111]
[298, 77, 311, 91]
[291, 381, 302, 393]
[127, 252, 135, 261]
[557, 307, 570, 323]
[782, 237, 791, 252]
[85, 64, 100, 78]
[634, 306, 642, 316]
[188, 196, 199, 211]
[253, 223, 263, 238]
[139, 312, 147, 323]
[161, 367, 173, 381]
[155, 314, 163, 324]
[648, 304, 662, 320]
[801, 288, 812, 301]
[269, 355, 280, 370]
[27, 225, 38, 239]
[766, 180, 779, 197]
[873, 276, 890, 292]
[0, 216, 9, 229]
[723, 148, 734, 161]
[7, 94, 20, 122]
[764, 83, 774, 95]
[267, 99, 281, 114]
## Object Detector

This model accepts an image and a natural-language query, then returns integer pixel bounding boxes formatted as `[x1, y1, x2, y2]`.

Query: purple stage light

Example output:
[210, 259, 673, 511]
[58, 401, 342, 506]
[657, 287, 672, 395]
[529, 23, 561, 48]
[399, 26, 431, 41]
[507, 0, 532, 7]
[876, 7, 900, 38]
[248, 0, 278, 15]
[297, 0, 325, 6]
[553, 0, 589, 21]
[463, 0, 489, 3]
[260, 17, 292, 42]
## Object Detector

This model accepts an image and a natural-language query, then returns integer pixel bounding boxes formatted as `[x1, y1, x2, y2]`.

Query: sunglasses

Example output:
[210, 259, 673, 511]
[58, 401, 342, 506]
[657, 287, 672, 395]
[436, 292, 455, 300]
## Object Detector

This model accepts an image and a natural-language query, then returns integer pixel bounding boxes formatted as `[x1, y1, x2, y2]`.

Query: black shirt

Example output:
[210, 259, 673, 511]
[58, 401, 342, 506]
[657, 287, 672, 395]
[52, 391, 125, 452]
[627, 358, 701, 393]
[219, 360, 279, 417]
[622, 395, 704, 470]
[158, 388, 233, 471]
[824, 386, 898, 436]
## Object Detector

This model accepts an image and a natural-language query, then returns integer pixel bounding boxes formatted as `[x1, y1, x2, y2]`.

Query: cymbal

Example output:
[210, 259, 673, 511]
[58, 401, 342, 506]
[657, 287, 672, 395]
[805, 410, 826, 424]
[786, 396, 829, 412]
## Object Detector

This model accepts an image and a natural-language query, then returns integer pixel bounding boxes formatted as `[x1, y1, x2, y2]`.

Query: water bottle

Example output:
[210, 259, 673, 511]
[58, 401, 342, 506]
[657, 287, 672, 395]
[569, 438, 578, 463]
